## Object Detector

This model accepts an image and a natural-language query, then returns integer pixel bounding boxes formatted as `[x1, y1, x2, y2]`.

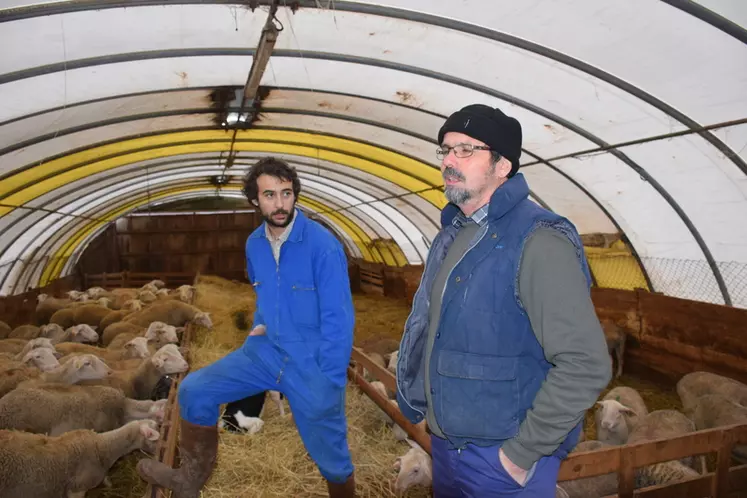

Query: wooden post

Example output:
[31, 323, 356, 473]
[713, 430, 733, 496]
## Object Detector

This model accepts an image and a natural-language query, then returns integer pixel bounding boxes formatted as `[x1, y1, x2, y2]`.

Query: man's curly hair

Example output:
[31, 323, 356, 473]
[241, 157, 301, 203]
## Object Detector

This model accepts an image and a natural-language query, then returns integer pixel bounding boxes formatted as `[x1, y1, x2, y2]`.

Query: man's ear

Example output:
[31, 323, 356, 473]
[251, 199, 259, 206]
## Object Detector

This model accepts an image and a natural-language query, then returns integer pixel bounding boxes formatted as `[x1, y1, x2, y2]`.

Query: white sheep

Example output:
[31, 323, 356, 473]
[0, 419, 160, 497]
[123, 300, 212, 329]
[393, 439, 432, 496]
[595, 386, 648, 445]
[232, 413, 265, 434]
[48, 324, 99, 345]
[77, 344, 189, 399]
[107, 321, 180, 350]
[677, 371, 747, 413]
[0, 383, 166, 435]
[85, 286, 108, 299]
[56, 337, 150, 363]
[16, 354, 112, 389]
[690, 393, 747, 461]
[557, 441, 618, 497]
[0, 320, 11, 339]
[628, 410, 706, 475]
[0, 337, 56, 358]
[387, 350, 398, 374]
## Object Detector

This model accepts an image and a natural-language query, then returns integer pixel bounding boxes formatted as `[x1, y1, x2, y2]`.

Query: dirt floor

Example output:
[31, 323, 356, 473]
[91, 274, 687, 497]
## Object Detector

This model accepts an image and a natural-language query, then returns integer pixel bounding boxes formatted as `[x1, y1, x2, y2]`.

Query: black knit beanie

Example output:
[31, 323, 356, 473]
[437, 104, 523, 177]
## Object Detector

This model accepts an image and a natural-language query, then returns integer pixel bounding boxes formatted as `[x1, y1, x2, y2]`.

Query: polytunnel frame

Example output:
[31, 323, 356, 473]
[0, 86, 658, 293]
[0, 48, 725, 299]
[0, 1, 742, 305]
[0, 150, 439, 293]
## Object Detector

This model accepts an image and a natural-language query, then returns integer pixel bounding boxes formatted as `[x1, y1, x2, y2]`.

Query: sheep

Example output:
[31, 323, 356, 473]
[0, 381, 166, 435]
[56, 337, 150, 363]
[676, 371, 747, 413]
[1, 348, 61, 373]
[48, 308, 75, 328]
[77, 344, 189, 400]
[0, 419, 160, 497]
[600, 318, 626, 379]
[48, 324, 99, 345]
[362, 351, 387, 382]
[123, 300, 212, 329]
[16, 354, 112, 388]
[0, 320, 11, 339]
[595, 386, 648, 445]
[7, 324, 41, 340]
[34, 294, 72, 325]
[393, 439, 432, 496]
[107, 321, 180, 350]
[100, 309, 132, 330]
[635, 461, 701, 489]
[628, 410, 706, 475]
[85, 286, 108, 299]
[0, 337, 56, 356]
[67, 289, 89, 301]
[557, 440, 618, 497]
[67, 297, 112, 310]
[387, 350, 398, 374]
[68, 304, 112, 327]
[101, 321, 146, 346]
[0, 353, 111, 398]
[690, 393, 747, 462]
[138, 290, 158, 304]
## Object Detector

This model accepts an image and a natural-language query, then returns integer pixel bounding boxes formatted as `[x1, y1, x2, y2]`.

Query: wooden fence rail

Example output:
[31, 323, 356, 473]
[144, 275, 199, 498]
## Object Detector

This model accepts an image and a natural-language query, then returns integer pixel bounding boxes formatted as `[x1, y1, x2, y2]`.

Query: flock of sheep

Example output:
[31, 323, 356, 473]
[0, 280, 213, 497]
[355, 332, 747, 497]
[2, 280, 745, 497]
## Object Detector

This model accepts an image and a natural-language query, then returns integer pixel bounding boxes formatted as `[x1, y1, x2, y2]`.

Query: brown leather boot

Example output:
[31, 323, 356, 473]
[136, 419, 218, 498]
[326, 471, 356, 498]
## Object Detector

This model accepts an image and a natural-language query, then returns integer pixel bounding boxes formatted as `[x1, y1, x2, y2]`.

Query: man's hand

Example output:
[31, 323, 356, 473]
[499, 448, 528, 486]
[249, 324, 266, 336]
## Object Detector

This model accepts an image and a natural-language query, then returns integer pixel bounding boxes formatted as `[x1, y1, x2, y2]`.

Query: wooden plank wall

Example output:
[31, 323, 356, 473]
[77, 211, 263, 277]
[349, 259, 747, 386]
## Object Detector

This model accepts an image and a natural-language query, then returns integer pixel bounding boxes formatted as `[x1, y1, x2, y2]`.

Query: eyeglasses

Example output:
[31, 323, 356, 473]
[436, 143, 492, 160]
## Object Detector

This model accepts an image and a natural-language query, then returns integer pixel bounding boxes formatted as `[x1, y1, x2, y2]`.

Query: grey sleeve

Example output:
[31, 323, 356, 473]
[501, 228, 612, 470]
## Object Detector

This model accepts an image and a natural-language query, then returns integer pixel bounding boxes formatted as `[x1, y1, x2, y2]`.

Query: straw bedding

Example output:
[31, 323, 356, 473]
[92, 274, 682, 497]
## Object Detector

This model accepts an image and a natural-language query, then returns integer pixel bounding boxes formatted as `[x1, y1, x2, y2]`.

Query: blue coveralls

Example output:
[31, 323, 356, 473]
[178, 209, 355, 483]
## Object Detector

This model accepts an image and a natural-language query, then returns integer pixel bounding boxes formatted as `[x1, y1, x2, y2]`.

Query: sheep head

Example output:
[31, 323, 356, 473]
[151, 344, 189, 375]
[37, 293, 49, 303]
[393, 440, 432, 496]
[40, 323, 64, 338]
[22, 348, 61, 372]
[123, 337, 151, 359]
[138, 290, 157, 303]
[72, 354, 112, 380]
[70, 324, 99, 344]
[193, 312, 212, 329]
[122, 299, 143, 312]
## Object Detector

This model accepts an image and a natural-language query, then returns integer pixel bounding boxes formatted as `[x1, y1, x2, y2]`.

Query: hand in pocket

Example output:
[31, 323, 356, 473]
[499, 448, 529, 486]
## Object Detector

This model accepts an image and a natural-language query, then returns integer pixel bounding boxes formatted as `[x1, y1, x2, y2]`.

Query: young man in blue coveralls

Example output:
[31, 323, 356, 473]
[396, 104, 612, 497]
[137, 157, 357, 498]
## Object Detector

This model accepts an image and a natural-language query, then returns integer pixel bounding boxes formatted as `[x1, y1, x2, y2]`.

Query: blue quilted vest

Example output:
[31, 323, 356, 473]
[396, 173, 591, 450]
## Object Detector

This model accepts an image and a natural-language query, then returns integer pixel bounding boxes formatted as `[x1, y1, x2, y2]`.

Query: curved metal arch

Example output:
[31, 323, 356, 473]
[1, 2, 742, 176]
[0, 97, 559, 225]
[0, 148, 441, 276]
[0, 50, 729, 300]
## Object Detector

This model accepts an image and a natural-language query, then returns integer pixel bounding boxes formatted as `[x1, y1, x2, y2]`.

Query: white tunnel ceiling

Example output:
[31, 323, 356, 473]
[0, 0, 745, 308]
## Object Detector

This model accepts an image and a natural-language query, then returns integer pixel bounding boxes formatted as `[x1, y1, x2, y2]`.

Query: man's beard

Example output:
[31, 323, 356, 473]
[443, 166, 473, 205]
[263, 206, 295, 228]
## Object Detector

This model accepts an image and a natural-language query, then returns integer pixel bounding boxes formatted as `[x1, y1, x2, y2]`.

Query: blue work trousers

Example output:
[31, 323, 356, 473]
[431, 425, 580, 497]
[177, 335, 354, 483]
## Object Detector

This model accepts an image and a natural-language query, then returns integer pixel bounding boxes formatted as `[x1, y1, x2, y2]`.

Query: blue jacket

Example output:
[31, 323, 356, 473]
[245, 208, 355, 388]
[396, 173, 591, 450]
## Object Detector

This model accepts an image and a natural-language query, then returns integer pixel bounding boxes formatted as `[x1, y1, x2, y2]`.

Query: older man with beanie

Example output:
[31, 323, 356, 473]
[396, 104, 612, 497]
